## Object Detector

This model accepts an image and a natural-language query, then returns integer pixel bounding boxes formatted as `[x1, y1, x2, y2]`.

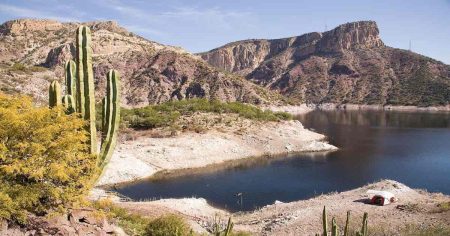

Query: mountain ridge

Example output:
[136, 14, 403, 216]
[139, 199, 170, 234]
[0, 19, 280, 107]
[199, 21, 450, 106]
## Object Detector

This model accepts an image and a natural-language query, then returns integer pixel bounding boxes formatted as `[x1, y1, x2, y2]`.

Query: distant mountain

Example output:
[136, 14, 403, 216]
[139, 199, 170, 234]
[0, 19, 280, 107]
[199, 21, 450, 106]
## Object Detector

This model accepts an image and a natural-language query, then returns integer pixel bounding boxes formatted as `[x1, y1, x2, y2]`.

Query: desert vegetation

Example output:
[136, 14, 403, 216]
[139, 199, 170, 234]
[0, 93, 97, 223]
[121, 98, 293, 130]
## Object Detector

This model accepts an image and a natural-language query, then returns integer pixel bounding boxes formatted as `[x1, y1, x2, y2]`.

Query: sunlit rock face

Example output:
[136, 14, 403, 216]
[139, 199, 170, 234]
[200, 21, 450, 106]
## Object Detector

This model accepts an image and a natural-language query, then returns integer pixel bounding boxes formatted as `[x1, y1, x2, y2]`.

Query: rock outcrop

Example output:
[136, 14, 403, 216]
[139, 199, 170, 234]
[0, 19, 279, 107]
[200, 21, 450, 106]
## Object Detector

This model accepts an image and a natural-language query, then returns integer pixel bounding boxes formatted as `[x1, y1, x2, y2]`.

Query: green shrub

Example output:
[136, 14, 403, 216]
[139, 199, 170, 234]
[0, 93, 97, 223]
[93, 199, 151, 236]
[145, 214, 193, 236]
[121, 99, 293, 129]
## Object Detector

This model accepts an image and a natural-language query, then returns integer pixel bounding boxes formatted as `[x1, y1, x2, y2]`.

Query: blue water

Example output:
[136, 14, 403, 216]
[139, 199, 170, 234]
[111, 110, 450, 212]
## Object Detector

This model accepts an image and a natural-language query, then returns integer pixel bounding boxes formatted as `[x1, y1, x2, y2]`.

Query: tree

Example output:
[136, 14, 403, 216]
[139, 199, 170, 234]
[0, 93, 97, 223]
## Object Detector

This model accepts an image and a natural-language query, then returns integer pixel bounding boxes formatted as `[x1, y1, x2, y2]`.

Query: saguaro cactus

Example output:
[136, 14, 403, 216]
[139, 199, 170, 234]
[76, 25, 97, 154]
[62, 94, 76, 114]
[99, 70, 120, 168]
[49, 80, 61, 108]
[65, 60, 77, 106]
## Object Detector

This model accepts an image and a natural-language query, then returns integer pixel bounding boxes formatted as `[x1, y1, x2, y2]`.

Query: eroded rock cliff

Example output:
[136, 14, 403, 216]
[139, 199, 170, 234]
[200, 21, 450, 106]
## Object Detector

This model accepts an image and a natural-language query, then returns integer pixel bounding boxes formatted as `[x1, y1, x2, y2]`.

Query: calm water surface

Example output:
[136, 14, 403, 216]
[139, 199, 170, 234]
[111, 110, 450, 212]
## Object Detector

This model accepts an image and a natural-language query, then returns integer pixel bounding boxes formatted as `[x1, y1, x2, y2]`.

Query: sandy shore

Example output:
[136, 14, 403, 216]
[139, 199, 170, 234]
[97, 120, 337, 186]
[264, 104, 314, 115]
[266, 103, 450, 113]
[313, 103, 450, 112]
[110, 180, 450, 235]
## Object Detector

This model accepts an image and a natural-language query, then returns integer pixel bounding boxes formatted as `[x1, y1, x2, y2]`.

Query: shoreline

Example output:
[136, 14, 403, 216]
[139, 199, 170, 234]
[96, 119, 337, 186]
[103, 180, 450, 235]
[267, 103, 450, 113]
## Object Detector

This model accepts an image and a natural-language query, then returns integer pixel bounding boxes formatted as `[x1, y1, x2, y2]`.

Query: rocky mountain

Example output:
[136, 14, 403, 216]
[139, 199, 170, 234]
[0, 19, 280, 107]
[200, 21, 450, 106]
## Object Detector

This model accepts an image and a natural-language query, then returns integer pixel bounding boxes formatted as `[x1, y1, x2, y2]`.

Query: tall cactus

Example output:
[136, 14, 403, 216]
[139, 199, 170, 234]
[47, 25, 120, 174]
[62, 94, 76, 114]
[49, 80, 61, 108]
[76, 25, 97, 154]
[99, 70, 120, 168]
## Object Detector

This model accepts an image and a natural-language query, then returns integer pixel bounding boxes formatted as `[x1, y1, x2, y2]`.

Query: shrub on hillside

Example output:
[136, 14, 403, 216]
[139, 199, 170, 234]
[0, 93, 97, 223]
[145, 214, 193, 236]
[122, 99, 293, 129]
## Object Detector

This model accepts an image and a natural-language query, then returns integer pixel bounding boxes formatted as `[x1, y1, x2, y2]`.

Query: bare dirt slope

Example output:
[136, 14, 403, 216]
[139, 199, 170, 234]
[0, 19, 280, 107]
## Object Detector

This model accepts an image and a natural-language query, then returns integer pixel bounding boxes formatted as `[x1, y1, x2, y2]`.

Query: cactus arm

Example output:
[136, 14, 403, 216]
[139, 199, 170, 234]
[99, 70, 120, 169]
[101, 96, 107, 135]
[49, 80, 61, 108]
[62, 95, 76, 114]
[65, 60, 77, 95]
[76, 26, 85, 116]
[322, 206, 328, 236]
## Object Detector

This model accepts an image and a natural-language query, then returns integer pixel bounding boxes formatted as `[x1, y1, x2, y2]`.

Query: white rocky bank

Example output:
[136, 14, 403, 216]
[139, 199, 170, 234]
[97, 120, 337, 186]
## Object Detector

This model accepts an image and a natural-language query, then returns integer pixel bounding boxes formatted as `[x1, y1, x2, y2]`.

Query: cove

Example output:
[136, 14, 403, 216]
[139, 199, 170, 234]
[110, 110, 450, 212]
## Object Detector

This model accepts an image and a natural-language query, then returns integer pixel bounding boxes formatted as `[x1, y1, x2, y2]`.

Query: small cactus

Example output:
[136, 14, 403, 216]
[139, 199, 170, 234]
[344, 211, 350, 236]
[62, 94, 76, 114]
[318, 207, 368, 236]
[49, 80, 61, 108]
[361, 212, 368, 236]
[323, 206, 328, 236]
[224, 217, 234, 236]
[331, 217, 338, 236]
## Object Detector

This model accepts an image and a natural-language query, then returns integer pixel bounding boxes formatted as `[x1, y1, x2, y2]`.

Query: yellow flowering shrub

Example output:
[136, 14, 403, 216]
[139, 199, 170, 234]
[0, 93, 97, 223]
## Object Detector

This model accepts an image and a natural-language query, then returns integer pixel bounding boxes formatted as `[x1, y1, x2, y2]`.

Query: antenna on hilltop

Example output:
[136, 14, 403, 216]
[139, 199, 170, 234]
[409, 40, 412, 51]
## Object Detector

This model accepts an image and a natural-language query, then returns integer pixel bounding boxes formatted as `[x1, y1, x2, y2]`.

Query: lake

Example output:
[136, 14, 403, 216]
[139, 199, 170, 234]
[110, 110, 450, 212]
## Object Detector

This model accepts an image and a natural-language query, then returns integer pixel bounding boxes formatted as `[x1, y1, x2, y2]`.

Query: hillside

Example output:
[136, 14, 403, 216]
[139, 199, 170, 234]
[199, 21, 450, 106]
[0, 19, 280, 107]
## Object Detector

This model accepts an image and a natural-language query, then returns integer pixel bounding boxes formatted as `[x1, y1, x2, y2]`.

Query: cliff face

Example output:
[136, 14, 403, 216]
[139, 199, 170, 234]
[200, 21, 450, 106]
[0, 19, 279, 107]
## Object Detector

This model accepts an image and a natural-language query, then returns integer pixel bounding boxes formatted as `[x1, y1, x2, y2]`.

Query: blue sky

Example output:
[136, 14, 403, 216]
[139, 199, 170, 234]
[0, 0, 449, 64]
